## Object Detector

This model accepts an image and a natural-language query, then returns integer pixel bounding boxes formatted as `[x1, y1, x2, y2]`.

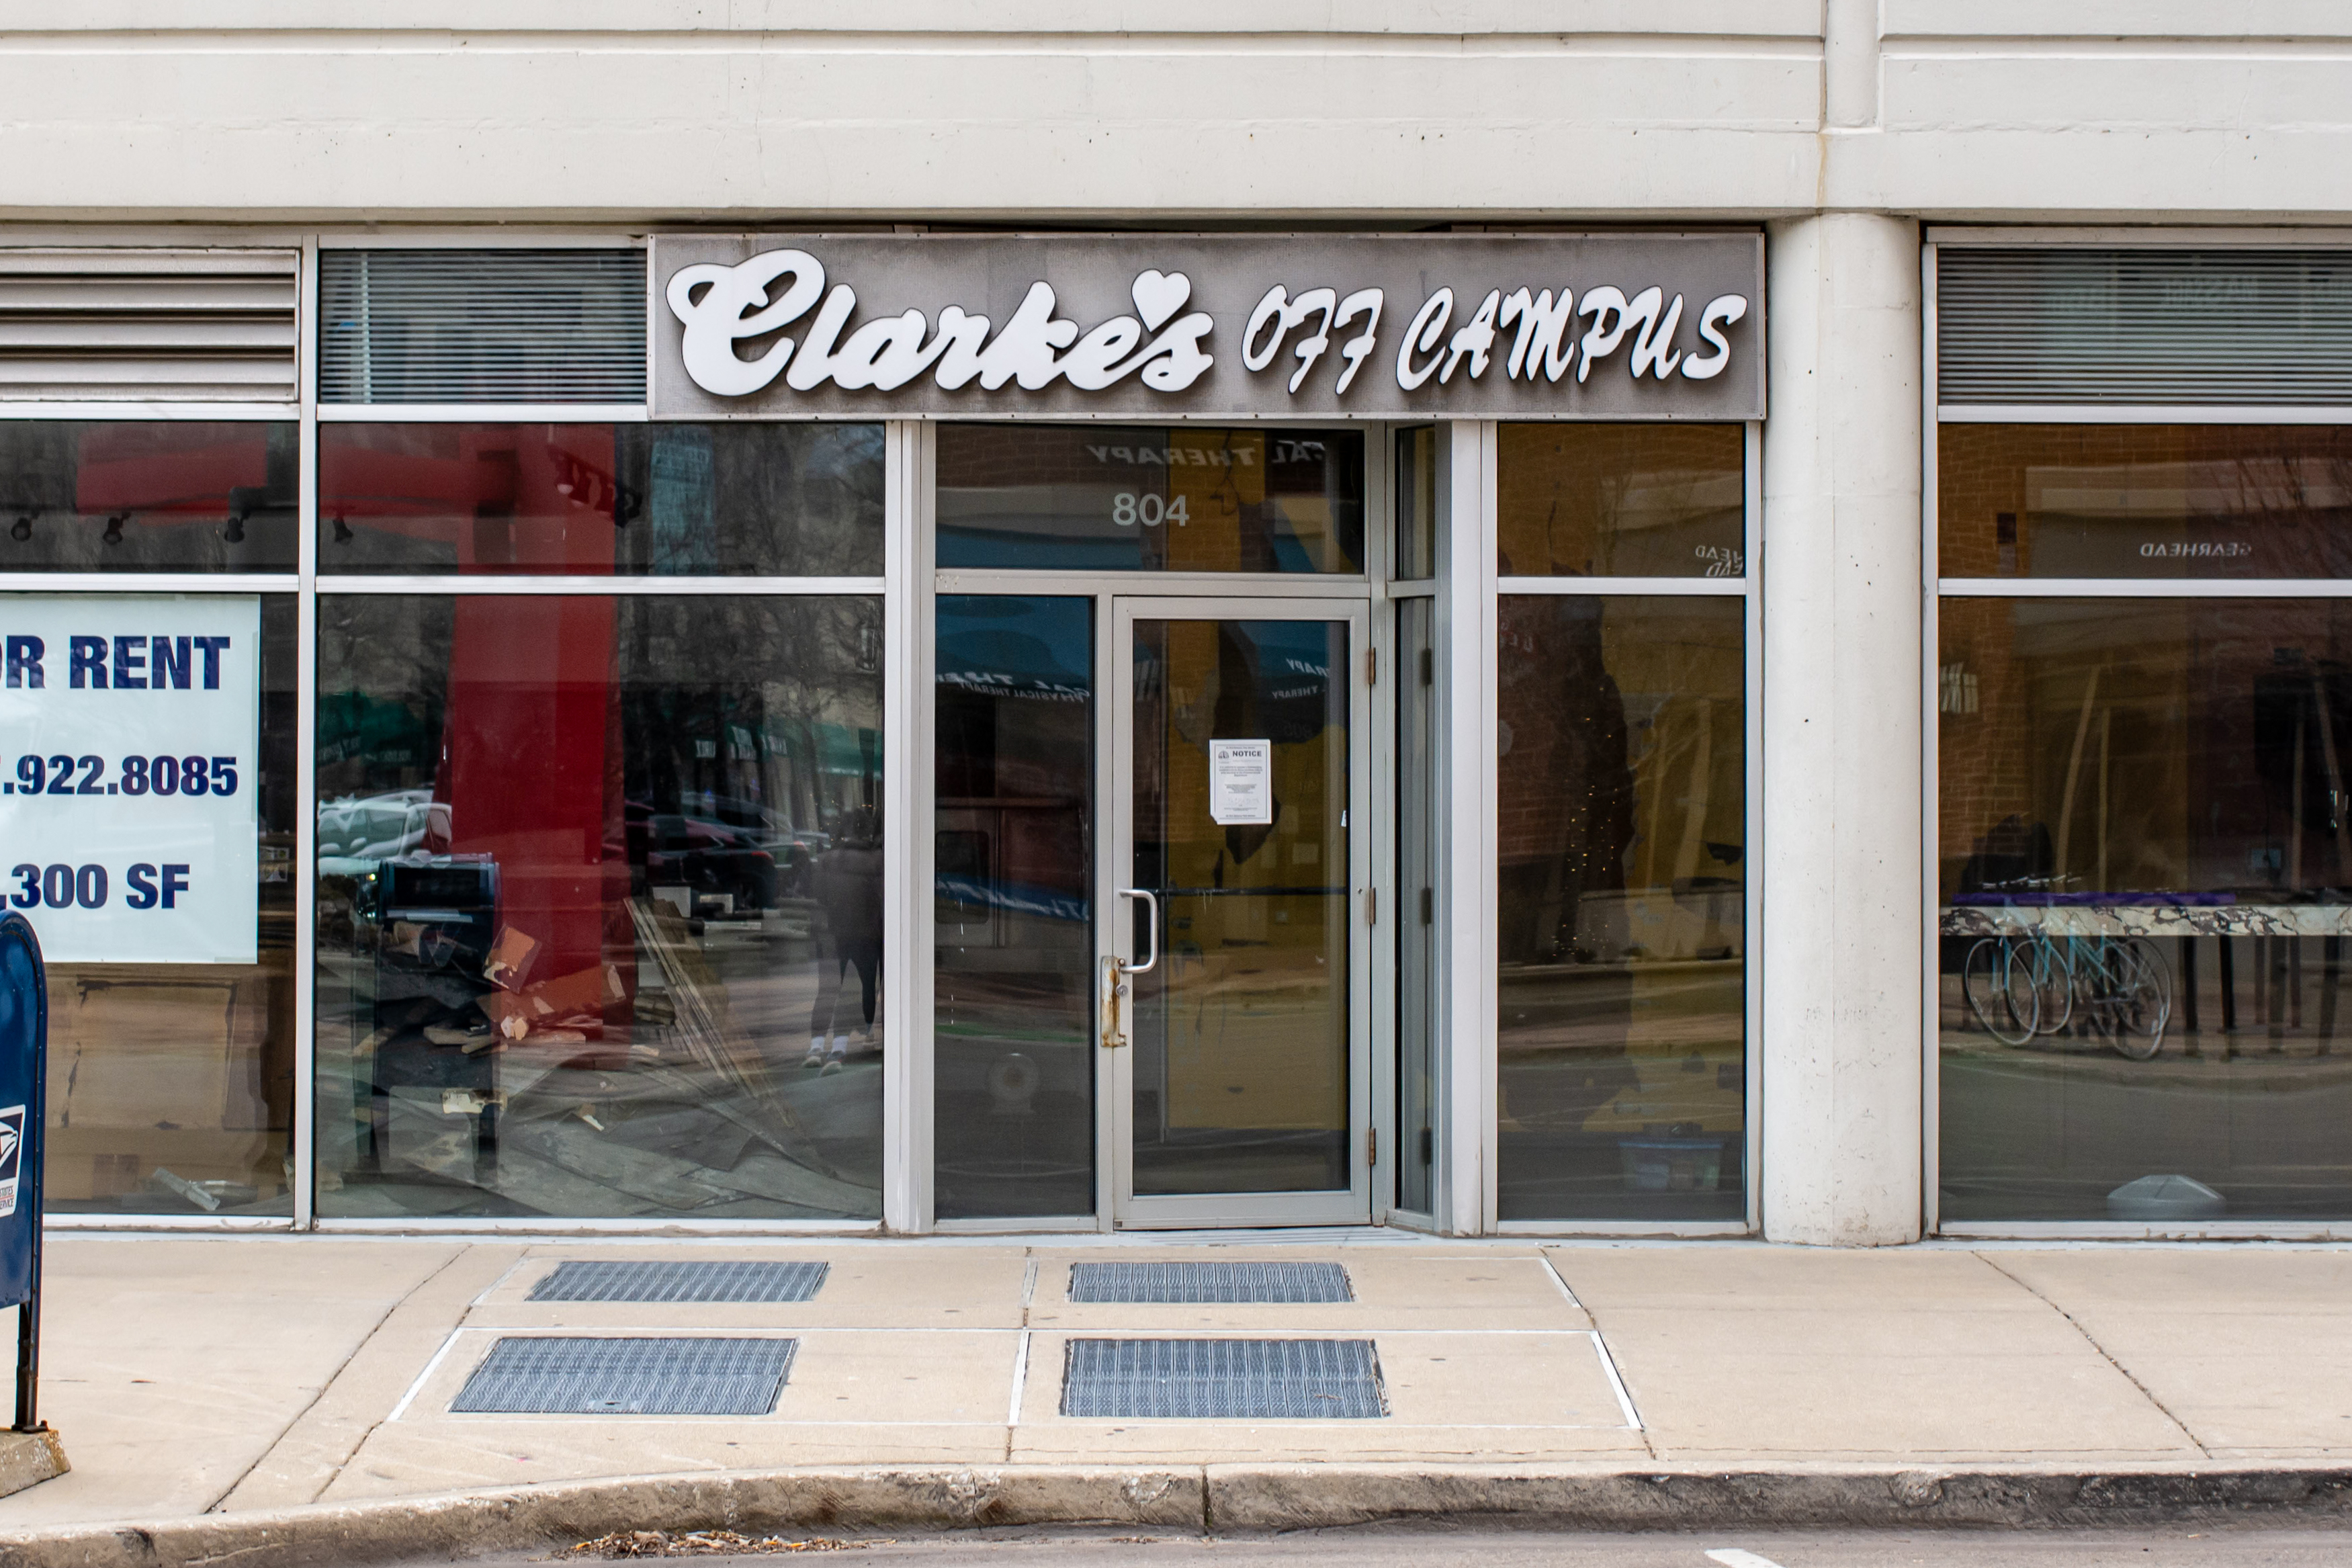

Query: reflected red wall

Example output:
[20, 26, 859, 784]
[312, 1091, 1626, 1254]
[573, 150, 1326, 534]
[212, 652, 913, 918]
[439, 597, 631, 1004]
[322, 424, 622, 574]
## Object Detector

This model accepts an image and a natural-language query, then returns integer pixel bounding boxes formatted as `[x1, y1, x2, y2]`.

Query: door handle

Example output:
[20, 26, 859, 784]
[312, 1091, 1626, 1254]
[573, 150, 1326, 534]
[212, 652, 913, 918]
[1100, 888, 1159, 1051]
[1117, 887, 1159, 977]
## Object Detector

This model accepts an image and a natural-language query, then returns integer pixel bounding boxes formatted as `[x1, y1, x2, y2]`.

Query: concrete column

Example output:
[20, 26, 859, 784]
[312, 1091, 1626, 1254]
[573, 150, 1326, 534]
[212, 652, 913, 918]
[1759, 213, 1924, 1246]
[1823, 0, 1882, 129]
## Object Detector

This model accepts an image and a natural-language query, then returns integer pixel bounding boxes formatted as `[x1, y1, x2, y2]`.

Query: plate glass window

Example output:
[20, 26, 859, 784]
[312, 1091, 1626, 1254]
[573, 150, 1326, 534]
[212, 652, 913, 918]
[932, 595, 1096, 1219]
[32, 594, 298, 1215]
[1494, 594, 1746, 1219]
[1938, 425, 2352, 581]
[1496, 425, 1744, 579]
[0, 423, 297, 574]
[1939, 424, 2352, 1221]
[936, 425, 1364, 573]
[314, 593, 885, 1219]
[319, 423, 883, 577]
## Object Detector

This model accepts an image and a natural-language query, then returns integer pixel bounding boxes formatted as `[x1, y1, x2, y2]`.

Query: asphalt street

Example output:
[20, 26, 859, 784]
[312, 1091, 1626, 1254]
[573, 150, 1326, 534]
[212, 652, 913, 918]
[462, 1527, 2352, 1567]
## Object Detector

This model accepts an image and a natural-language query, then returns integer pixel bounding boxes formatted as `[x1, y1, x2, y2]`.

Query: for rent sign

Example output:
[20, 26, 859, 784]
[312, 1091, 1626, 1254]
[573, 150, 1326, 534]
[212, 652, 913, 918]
[0, 596, 260, 964]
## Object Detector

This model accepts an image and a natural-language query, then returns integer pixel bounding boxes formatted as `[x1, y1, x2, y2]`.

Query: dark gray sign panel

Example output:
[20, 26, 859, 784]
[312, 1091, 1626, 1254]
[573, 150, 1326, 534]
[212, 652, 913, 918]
[651, 233, 1763, 421]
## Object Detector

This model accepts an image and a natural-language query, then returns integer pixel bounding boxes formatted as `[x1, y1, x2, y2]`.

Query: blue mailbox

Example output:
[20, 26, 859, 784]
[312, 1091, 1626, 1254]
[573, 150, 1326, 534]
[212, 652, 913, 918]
[0, 912, 46, 1431]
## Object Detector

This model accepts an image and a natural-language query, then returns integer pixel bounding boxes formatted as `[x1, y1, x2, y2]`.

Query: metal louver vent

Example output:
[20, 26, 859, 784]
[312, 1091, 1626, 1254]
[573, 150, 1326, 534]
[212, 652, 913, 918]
[1938, 248, 2352, 408]
[1060, 1338, 1387, 1420]
[319, 249, 646, 405]
[0, 249, 297, 403]
[450, 1336, 797, 1415]
[529, 1260, 829, 1304]
[1070, 1262, 1353, 1304]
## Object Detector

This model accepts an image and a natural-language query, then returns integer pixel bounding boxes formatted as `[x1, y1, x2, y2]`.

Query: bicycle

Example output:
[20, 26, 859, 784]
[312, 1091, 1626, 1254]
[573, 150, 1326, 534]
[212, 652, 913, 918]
[2051, 928, 2171, 1059]
[1962, 931, 2040, 1045]
[1959, 884, 2172, 1059]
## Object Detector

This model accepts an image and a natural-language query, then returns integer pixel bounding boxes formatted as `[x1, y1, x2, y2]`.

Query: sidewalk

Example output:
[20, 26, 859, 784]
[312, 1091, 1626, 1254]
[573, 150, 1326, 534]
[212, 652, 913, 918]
[0, 1233, 2347, 1542]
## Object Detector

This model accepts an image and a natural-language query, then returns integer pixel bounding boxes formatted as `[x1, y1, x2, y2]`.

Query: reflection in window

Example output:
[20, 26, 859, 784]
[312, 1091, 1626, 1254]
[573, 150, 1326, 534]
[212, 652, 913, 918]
[319, 423, 883, 577]
[1939, 425, 2352, 580]
[933, 596, 1094, 1218]
[314, 595, 885, 1219]
[937, 425, 1364, 572]
[0, 423, 297, 573]
[1940, 597, 2352, 1221]
[1131, 617, 1351, 1194]
[1497, 424, 1744, 578]
[1497, 595, 1745, 1220]
[1395, 427, 1438, 580]
[46, 595, 297, 1214]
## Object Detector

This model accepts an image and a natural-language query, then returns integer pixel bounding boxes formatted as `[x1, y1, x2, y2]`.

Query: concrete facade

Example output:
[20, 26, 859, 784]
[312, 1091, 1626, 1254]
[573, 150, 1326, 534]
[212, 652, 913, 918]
[0, 5, 2344, 225]
[1, 4, 2346, 1244]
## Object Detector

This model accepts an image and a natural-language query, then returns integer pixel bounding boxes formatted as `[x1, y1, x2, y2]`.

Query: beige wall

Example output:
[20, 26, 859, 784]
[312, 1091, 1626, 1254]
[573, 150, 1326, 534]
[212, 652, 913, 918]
[0, 2, 2343, 223]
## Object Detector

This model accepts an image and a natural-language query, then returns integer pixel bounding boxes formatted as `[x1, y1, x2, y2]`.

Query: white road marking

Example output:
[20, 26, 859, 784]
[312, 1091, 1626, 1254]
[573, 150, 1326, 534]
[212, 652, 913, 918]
[386, 1327, 469, 1422]
[1588, 1330, 1645, 1430]
[1536, 1250, 1584, 1308]
[1706, 1550, 1788, 1568]
[1007, 1327, 1033, 1426]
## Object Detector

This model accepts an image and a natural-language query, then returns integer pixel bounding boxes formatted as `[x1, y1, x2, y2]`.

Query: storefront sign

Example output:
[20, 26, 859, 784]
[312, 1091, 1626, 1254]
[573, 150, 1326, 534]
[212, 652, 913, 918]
[652, 234, 1763, 421]
[0, 597, 260, 964]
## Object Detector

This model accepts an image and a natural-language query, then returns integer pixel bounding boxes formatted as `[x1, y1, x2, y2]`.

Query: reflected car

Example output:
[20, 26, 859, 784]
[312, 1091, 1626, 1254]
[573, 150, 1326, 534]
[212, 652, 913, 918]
[317, 788, 451, 863]
[622, 802, 778, 912]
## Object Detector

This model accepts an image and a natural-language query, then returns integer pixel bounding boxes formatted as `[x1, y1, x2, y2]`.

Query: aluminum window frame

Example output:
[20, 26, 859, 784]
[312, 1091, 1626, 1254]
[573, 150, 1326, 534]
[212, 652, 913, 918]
[1923, 226, 2352, 1241]
[27, 228, 905, 1237]
[8, 352, 306, 1230]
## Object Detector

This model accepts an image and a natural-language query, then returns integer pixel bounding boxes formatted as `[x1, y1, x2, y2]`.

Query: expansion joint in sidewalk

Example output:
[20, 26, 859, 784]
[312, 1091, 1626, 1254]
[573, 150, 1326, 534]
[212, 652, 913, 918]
[1972, 1250, 2212, 1459]
[204, 1246, 474, 1514]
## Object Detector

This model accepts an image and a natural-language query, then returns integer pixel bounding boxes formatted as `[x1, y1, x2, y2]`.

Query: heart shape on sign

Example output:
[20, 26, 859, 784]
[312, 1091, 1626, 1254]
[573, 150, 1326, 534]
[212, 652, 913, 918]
[1131, 270, 1192, 331]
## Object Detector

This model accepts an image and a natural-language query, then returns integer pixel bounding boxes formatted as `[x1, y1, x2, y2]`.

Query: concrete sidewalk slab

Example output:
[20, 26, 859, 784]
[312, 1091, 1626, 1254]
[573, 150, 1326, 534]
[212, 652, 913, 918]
[478, 1245, 1030, 1331]
[1547, 1245, 2204, 1462]
[1, 1233, 2350, 1544]
[1008, 1327, 1642, 1464]
[217, 1242, 527, 1514]
[322, 1326, 1018, 1500]
[0, 1238, 462, 1526]
[1989, 1249, 2352, 1458]
[1025, 1250, 1592, 1334]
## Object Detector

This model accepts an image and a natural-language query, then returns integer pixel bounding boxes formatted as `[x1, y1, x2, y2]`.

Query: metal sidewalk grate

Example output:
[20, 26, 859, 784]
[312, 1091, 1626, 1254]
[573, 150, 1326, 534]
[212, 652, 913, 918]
[527, 1260, 830, 1304]
[1059, 1338, 1387, 1419]
[449, 1336, 797, 1415]
[1068, 1261, 1352, 1305]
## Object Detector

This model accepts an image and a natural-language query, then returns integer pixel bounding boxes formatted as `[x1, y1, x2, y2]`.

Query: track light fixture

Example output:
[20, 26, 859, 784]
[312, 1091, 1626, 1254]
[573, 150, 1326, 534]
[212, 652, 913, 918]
[9, 514, 30, 543]
[101, 513, 127, 546]
[332, 515, 354, 544]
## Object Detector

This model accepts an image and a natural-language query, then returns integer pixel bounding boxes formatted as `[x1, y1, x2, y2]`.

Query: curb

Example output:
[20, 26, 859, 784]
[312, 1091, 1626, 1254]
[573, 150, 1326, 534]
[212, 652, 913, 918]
[3, 1463, 2351, 1567]
[0, 1430, 67, 1501]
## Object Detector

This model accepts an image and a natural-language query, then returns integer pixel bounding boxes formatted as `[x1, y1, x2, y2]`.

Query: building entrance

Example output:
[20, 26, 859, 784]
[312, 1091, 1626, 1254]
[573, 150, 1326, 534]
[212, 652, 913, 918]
[1104, 599, 1373, 1227]
[926, 422, 1385, 1230]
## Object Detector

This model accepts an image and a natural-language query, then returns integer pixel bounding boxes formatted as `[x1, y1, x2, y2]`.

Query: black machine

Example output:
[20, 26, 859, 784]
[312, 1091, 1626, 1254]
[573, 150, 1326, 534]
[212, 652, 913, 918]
[353, 856, 504, 1178]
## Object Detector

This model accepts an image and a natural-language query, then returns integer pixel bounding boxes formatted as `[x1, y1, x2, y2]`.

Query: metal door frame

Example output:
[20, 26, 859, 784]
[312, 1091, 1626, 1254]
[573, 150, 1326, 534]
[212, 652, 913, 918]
[1104, 594, 1376, 1229]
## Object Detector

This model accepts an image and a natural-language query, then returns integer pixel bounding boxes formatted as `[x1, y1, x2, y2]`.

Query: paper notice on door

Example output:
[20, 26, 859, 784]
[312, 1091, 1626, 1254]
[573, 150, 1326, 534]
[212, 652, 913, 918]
[1209, 739, 1274, 826]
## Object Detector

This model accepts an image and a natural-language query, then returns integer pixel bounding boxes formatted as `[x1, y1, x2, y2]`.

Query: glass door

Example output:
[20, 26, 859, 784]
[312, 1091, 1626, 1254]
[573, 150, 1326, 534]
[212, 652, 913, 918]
[1105, 598, 1372, 1227]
